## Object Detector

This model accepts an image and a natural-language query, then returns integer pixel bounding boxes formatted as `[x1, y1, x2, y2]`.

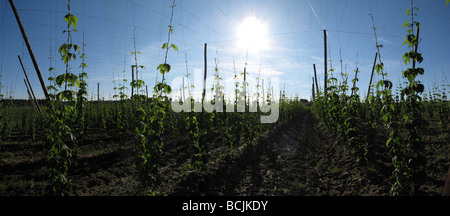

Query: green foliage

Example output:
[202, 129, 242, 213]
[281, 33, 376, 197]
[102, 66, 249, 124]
[134, 0, 177, 189]
[313, 65, 367, 163]
[311, 1, 435, 196]
[43, 100, 74, 196]
[58, 43, 79, 64]
[436, 82, 449, 138]
[75, 35, 88, 146]
[2, 0, 446, 197]
[388, 0, 427, 196]
[64, 14, 78, 30]
[0, 98, 13, 141]
[187, 113, 202, 169]
[43, 0, 86, 196]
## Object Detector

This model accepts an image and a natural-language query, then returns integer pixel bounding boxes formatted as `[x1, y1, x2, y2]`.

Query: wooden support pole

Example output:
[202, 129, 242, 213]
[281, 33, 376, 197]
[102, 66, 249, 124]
[202, 43, 207, 106]
[324, 30, 328, 96]
[366, 52, 378, 102]
[24, 79, 38, 114]
[97, 82, 100, 101]
[244, 66, 247, 109]
[313, 64, 319, 95]
[9, 0, 49, 100]
[351, 68, 359, 97]
[18, 55, 40, 113]
[312, 77, 315, 101]
[131, 66, 135, 97]
[412, 26, 420, 70]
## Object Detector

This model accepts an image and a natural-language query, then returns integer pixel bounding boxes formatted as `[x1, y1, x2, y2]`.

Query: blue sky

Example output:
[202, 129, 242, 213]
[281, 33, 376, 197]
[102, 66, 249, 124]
[0, 0, 449, 101]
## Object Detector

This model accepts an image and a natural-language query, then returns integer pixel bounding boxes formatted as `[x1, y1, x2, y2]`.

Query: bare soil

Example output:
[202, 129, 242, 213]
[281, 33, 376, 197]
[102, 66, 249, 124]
[0, 110, 448, 196]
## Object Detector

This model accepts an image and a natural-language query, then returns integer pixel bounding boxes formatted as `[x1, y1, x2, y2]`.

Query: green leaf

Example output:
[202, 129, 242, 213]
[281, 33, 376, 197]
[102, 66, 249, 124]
[56, 74, 66, 86]
[386, 138, 392, 147]
[64, 14, 70, 24]
[403, 114, 409, 123]
[384, 80, 393, 89]
[64, 14, 78, 29]
[402, 39, 408, 46]
[157, 63, 171, 74]
[402, 20, 409, 28]
[170, 43, 178, 52]
[79, 62, 88, 68]
[376, 80, 384, 89]
[48, 85, 57, 92]
[382, 113, 389, 122]
[447, 0, 450, 6]
[164, 85, 172, 94]
[67, 73, 79, 87]
[58, 43, 68, 57]
[72, 15, 78, 28]
[57, 90, 75, 102]
[73, 44, 79, 53]
[161, 43, 168, 50]
[407, 74, 415, 83]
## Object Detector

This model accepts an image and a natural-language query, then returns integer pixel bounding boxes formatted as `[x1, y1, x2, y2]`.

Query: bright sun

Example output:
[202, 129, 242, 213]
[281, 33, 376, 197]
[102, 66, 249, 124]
[237, 16, 269, 52]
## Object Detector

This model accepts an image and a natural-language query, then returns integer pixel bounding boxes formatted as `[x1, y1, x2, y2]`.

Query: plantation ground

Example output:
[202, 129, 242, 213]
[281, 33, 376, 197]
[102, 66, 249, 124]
[0, 109, 448, 196]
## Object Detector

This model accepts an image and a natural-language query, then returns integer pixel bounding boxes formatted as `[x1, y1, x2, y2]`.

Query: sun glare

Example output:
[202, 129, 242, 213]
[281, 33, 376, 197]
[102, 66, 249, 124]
[237, 16, 269, 52]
